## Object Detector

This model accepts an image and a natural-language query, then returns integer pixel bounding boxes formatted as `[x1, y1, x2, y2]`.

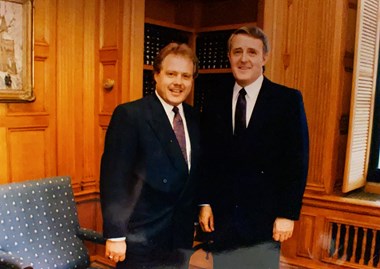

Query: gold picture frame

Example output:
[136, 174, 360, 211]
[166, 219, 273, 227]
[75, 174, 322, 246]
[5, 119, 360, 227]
[0, 0, 34, 102]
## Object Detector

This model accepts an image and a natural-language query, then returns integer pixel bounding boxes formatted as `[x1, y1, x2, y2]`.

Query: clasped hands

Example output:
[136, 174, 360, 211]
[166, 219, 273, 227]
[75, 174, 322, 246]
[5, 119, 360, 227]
[198, 205, 294, 242]
[105, 240, 127, 263]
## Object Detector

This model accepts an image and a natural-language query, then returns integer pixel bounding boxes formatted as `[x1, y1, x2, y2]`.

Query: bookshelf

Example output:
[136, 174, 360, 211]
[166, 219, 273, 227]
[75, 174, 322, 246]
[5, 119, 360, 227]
[143, 0, 261, 110]
[143, 22, 193, 96]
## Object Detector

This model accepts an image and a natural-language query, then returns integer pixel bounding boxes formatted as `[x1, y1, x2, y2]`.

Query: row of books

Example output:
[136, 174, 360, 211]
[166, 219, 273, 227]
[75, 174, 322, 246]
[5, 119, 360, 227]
[144, 24, 234, 69]
[196, 30, 233, 69]
[144, 23, 189, 66]
[143, 70, 155, 97]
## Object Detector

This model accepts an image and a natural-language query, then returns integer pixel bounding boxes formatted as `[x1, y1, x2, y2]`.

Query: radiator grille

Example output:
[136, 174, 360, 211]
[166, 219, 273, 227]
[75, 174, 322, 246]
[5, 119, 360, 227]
[325, 222, 380, 268]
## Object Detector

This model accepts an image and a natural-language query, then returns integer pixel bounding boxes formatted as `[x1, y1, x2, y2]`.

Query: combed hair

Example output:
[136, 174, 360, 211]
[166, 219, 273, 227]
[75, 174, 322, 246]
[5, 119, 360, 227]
[228, 26, 270, 54]
[153, 42, 199, 78]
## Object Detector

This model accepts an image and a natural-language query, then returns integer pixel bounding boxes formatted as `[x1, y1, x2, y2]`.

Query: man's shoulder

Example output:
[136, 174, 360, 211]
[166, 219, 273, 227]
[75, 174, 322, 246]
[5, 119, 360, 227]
[115, 95, 155, 111]
[263, 77, 302, 98]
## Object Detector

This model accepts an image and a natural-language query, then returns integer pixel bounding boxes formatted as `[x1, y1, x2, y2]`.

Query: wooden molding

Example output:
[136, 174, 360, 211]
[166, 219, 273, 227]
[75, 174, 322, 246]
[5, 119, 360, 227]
[365, 182, 380, 195]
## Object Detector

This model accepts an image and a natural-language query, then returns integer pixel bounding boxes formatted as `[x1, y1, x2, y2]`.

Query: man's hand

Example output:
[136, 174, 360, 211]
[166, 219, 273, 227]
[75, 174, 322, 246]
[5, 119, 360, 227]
[273, 218, 294, 242]
[105, 240, 127, 263]
[199, 205, 215, 232]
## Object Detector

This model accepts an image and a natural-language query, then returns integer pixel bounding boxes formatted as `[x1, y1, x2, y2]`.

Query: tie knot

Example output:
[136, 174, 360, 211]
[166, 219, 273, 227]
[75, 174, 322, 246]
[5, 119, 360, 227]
[239, 88, 247, 96]
[172, 106, 179, 114]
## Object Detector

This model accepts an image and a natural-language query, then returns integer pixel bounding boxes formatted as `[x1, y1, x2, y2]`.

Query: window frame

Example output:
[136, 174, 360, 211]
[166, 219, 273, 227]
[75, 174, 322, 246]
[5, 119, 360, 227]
[367, 53, 380, 182]
[343, 0, 380, 193]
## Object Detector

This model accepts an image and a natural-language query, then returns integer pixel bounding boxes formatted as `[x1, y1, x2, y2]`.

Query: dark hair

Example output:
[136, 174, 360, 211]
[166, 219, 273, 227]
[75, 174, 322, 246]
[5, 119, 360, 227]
[153, 42, 199, 78]
[228, 26, 270, 54]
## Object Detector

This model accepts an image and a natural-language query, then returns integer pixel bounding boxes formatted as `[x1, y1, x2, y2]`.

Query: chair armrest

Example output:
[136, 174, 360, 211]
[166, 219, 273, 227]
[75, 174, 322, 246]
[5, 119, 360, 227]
[0, 250, 33, 269]
[77, 227, 106, 245]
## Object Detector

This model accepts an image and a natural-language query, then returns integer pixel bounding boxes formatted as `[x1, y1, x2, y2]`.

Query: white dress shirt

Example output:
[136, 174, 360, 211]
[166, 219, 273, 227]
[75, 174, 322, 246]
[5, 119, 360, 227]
[232, 75, 264, 132]
[155, 91, 191, 170]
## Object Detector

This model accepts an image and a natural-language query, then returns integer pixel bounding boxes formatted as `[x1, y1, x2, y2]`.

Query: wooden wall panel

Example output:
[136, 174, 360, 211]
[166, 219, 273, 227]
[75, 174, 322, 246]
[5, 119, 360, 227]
[99, 49, 119, 114]
[0, 128, 9, 181]
[56, 0, 84, 183]
[296, 214, 316, 259]
[100, 0, 121, 48]
[82, 0, 99, 190]
[335, 0, 357, 190]
[264, 0, 354, 194]
[96, 0, 145, 165]
[8, 129, 46, 181]
[55, 0, 99, 189]
[0, 0, 57, 183]
[97, 0, 123, 161]
[196, 0, 259, 28]
[121, 0, 144, 102]
[281, 199, 380, 269]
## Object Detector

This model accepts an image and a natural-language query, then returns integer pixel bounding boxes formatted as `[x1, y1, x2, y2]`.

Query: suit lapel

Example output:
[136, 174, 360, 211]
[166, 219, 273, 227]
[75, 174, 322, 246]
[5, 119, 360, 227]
[146, 95, 188, 174]
[217, 87, 234, 136]
[183, 104, 200, 171]
[246, 77, 272, 133]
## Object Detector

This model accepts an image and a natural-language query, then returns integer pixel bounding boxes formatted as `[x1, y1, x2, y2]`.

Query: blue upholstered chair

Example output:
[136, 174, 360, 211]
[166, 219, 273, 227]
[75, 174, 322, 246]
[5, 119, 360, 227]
[0, 176, 105, 269]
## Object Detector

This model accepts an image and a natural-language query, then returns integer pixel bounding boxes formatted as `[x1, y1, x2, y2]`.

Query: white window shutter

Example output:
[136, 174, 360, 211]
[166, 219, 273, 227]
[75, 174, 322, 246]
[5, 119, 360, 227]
[343, 0, 380, 193]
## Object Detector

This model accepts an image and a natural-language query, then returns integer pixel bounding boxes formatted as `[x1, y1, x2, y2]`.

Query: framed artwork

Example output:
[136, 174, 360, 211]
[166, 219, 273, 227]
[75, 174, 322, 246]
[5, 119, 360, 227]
[0, 0, 34, 102]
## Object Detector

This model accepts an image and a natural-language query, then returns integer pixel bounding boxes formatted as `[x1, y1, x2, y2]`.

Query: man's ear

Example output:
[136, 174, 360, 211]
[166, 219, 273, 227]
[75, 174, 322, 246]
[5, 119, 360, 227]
[262, 53, 269, 65]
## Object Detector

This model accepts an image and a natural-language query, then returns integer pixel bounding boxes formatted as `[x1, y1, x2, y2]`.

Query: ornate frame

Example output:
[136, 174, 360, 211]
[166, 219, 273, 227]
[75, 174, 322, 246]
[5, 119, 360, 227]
[0, 0, 34, 102]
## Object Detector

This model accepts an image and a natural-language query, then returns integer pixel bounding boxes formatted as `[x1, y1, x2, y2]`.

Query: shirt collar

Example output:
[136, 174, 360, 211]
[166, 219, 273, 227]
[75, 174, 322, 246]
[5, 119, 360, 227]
[233, 75, 264, 99]
[155, 91, 184, 116]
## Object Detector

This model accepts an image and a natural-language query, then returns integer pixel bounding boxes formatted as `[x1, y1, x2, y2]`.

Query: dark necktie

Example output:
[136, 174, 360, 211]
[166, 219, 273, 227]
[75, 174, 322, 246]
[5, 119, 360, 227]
[172, 106, 188, 163]
[234, 88, 247, 136]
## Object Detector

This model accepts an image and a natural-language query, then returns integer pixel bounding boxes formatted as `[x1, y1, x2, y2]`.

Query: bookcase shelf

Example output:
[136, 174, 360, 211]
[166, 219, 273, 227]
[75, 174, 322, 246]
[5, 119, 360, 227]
[196, 22, 257, 33]
[143, 0, 259, 109]
[198, 69, 231, 74]
[145, 17, 194, 33]
[144, 23, 191, 66]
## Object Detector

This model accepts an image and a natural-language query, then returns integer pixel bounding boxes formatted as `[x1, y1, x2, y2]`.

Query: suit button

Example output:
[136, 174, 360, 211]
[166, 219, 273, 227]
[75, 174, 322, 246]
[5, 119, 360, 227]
[235, 205, 239, 208]
[163, 179, 168, 183]
[261, 171, 265, 174]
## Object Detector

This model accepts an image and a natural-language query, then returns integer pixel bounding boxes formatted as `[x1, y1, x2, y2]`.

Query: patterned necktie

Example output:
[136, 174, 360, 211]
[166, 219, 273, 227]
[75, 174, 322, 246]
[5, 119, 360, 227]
[234, 88, 247, 136]
[172, 106, 188, 163]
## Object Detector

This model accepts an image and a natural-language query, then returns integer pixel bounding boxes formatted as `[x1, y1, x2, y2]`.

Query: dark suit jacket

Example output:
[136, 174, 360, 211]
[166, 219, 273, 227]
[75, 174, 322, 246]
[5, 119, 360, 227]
[200, 75, 309, 248]
[100, 94, 200, 255]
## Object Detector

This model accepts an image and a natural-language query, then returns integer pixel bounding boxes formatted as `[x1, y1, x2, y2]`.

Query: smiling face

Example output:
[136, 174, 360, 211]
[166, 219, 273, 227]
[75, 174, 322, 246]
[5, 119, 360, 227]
[228, 33, 268, 87]
[154, 54, 194, 106]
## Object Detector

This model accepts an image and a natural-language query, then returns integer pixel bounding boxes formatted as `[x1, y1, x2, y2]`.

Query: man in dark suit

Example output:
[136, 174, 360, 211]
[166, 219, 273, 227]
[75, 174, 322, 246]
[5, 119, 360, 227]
[100, 43, 200, 269]
[198, 26, 309, 268]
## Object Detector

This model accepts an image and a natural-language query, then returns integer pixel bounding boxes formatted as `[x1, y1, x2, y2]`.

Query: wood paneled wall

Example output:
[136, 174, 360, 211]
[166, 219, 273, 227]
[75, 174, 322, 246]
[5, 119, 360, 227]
[0, 0, 144, 181]
[0, 0, 56, 183]
[264, 0, 356, 194]
[263, 1, 380, 268]
[0, 0, 144, 260]
[1, 0, 378, 268]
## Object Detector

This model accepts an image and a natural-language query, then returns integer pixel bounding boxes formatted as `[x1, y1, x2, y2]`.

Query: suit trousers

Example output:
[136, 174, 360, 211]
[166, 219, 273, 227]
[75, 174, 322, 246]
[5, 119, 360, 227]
[212, 241, 280, 269]
[115, 248, 193, 269]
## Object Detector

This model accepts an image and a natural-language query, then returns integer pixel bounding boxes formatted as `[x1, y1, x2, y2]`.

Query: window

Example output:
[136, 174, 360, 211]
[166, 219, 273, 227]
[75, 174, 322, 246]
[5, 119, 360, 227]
[367, 53, 380, 182]
[343, 0, 380, 193]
